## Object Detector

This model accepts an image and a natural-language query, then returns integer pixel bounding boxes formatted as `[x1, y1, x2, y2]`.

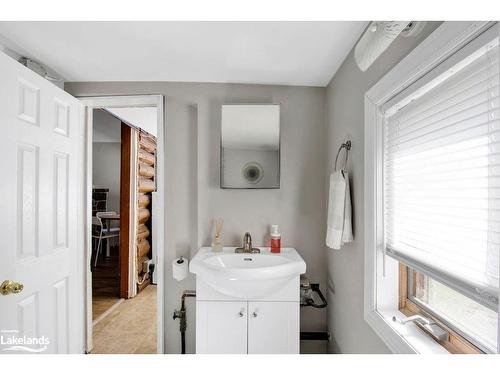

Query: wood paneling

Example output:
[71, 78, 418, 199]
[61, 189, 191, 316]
[138, 149, 155, 165]
[135, 131, 156, 294]
[398, 263, 408, 310]
[137, 239, 150, 257]
[139, 137, 156, 153]
[138, 178, 155, 193]
[119, 123, 132, 299]
[137, 225, 150, 240]
[138, 208, 150, 223]
[137, 194, 150, 208]
[138, 163, 155, 178]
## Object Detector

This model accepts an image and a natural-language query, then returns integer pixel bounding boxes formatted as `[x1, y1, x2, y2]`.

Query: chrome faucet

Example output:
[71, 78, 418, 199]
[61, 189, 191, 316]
[235, 232, 260, 253]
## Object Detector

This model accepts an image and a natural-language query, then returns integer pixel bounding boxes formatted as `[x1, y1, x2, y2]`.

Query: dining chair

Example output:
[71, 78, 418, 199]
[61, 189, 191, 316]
[92, 211, 120, 268]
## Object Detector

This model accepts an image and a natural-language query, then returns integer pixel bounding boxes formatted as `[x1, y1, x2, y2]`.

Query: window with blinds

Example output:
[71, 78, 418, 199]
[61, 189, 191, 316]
[383, 30, 500, 316]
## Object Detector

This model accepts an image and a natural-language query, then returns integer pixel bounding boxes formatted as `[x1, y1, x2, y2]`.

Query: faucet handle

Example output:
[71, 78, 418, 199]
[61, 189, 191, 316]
[243, 232, 252, 249]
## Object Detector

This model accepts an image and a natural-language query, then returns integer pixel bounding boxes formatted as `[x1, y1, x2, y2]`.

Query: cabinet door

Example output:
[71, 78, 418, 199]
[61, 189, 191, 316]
[248, 301, 299, 354]
[196, 301, 248, 354]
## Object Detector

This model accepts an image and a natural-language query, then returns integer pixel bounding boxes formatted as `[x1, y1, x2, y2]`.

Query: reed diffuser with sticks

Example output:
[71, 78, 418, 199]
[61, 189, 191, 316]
[211, 219, 223, 252]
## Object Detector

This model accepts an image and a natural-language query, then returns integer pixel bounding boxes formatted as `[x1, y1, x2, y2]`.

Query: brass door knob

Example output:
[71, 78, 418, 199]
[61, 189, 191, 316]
[0, 280, 24, 295]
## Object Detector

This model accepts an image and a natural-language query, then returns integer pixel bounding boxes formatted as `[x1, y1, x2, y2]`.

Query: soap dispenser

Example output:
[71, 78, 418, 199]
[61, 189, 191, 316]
[270, 224, 281, 253]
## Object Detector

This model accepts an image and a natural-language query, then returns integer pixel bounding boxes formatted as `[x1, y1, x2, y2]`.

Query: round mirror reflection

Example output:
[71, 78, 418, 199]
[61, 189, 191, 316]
[242, 162, 263, 184]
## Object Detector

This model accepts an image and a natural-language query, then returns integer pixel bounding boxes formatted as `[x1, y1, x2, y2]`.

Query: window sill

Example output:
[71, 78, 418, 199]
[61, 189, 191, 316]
[365, 309, 449, 354]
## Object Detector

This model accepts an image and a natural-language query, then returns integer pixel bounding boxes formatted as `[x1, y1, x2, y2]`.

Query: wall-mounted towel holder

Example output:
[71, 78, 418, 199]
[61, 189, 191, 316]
[334, 140, 351, 172]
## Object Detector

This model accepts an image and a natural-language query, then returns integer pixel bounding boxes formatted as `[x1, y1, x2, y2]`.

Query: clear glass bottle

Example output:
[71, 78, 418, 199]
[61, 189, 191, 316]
[211, 236, 223, 252]
[212, 219, 223, 252]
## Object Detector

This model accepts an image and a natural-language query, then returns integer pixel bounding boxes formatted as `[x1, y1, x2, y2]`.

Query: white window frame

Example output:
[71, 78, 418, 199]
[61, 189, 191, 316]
[364, 21, 499, 354]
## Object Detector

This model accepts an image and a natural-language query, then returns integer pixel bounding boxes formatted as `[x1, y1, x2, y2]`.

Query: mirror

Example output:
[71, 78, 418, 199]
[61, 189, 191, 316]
[221, 104, 280, 189]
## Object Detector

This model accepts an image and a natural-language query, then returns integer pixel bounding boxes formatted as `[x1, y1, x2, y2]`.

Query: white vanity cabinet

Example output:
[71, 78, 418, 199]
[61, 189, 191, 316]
[247, 301, 299, 354]
[196, 301, 248, 354]
[196, 300, 299, 354]
[190, 247, 305, 354]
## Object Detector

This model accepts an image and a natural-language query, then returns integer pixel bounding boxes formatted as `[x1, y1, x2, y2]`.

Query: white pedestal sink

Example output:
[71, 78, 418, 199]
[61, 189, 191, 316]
[190, 247, 306, 300]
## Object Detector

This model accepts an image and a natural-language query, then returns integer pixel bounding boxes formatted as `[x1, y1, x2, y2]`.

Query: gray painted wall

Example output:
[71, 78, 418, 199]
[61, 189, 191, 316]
[92, 109, 122, 213]
[92, 142, 121, 212]
[93, 109, 121, 143]
[65, 82, 327, 353]
[324, 22, 442, 353]
[164, 99, 198, 354]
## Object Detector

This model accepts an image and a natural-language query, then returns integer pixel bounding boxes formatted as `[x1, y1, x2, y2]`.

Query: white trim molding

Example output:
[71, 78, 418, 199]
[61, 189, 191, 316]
[363, 21, 496, 354]
[78, 95, 165, 354]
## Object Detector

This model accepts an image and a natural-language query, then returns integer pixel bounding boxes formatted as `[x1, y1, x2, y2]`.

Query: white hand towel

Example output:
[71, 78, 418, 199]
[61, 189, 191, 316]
[341, 171, 353, 244]
[326, 170, 353, 249]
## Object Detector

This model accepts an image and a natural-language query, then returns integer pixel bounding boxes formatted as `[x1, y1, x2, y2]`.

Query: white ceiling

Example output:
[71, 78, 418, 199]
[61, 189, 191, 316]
[0, 21, 366, 87]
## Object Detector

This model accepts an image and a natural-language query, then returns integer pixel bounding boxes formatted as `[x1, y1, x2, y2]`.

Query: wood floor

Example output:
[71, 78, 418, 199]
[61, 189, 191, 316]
[92, 250, 121, 321]
[92, 284, 157, 354]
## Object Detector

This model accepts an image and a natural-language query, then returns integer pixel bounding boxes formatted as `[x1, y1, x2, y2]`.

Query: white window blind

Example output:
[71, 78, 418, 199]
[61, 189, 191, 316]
[384, 33, 500, 310]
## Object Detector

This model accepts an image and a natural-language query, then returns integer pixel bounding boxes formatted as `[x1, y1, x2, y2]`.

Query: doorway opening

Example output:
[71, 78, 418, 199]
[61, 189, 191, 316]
[81, 96, 164, 354]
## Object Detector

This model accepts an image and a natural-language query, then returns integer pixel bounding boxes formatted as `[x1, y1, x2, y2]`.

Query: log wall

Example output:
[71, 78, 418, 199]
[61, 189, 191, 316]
[135, 131, 156, 293]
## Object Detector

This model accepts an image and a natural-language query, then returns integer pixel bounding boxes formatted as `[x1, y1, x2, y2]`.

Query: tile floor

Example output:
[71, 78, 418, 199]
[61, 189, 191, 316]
[92, 285, 157, 354]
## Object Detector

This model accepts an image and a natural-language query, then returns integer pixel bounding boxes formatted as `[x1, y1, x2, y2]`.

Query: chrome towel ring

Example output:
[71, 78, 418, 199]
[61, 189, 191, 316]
[334, 140, 351, 172]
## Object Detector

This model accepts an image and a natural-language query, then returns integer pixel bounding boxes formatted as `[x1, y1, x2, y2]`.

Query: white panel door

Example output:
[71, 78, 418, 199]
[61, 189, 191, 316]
[0, 51, 83, 354]
[248, 302, 299, 354]
[196, 301, 247, 354]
